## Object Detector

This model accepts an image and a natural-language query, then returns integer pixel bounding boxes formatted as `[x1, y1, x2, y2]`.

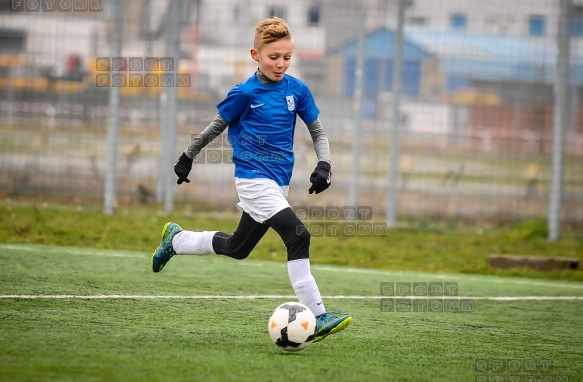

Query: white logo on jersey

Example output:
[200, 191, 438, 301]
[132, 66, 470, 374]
[251, 103, 264, 109]
[286, 96, 295, 111]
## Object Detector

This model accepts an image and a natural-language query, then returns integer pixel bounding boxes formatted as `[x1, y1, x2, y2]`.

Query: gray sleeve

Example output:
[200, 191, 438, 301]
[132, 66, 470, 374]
[306, 118, 331, 164]
[184, 114, 229, 159]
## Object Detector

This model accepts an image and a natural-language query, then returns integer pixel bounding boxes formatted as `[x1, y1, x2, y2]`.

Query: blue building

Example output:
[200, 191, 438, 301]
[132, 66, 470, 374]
[405, 27, 583, 90]
[335, 28, 434, 99]
[335, 26, 583, 101]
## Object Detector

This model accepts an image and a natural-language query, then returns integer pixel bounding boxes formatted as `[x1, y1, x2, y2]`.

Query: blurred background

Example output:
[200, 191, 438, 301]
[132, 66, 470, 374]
[0, 0, 582, 235]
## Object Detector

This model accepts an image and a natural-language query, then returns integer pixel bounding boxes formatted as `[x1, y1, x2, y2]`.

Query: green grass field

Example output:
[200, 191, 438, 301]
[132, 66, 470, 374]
[1, 243, 582, 382]
[2, 204, 583, 282]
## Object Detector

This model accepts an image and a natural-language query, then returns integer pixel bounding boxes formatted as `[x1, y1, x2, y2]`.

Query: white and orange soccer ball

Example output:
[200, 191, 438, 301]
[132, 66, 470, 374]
[268, 302, 317, 352]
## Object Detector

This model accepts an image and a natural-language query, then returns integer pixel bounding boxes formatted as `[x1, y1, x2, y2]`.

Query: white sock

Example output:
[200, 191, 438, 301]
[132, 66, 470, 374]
[288, 259, 325, 316]
[172, 230, 217, 255]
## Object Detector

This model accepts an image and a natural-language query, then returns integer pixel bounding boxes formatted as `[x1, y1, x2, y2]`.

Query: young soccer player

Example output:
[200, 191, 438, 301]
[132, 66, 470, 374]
[152, 17, 352, 342]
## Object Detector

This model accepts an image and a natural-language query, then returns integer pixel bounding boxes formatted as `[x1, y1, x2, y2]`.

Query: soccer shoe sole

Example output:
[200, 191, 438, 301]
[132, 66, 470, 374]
[313, 316, 353, 343]
[151, 222, 175, 273]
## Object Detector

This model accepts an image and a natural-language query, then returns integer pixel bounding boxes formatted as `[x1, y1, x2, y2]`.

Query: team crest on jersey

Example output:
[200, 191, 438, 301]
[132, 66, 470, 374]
[286, 95, 295, 111]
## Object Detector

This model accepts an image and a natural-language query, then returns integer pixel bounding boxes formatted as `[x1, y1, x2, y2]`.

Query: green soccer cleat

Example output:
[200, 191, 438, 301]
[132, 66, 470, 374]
[151, 222, 183, 273]
[313, 311, 352, 342]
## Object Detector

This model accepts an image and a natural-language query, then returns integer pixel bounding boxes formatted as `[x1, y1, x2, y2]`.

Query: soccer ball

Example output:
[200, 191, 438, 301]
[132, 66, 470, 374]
[268, 302, 317, 352]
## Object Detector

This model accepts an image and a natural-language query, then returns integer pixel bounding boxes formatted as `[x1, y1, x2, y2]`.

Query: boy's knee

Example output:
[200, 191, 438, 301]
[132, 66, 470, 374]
[213, 235, 253, 260]
[219, 246, 252, 260]
[286, 224, 310, 261]
[228, 249, 252, 260]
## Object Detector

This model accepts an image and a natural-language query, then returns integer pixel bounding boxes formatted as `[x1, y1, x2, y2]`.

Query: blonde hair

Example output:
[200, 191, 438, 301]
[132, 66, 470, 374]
[253, 17, 292, 50]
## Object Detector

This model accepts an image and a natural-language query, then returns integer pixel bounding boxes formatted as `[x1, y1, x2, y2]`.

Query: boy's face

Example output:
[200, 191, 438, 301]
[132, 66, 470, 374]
[251, 37, 293, 82]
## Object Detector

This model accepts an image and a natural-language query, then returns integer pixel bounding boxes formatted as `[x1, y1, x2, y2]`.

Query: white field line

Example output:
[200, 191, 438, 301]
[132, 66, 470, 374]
[1, 295, 583, 301]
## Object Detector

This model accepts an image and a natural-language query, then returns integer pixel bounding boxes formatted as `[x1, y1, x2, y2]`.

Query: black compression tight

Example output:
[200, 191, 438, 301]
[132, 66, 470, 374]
[212, 207, 310, 261]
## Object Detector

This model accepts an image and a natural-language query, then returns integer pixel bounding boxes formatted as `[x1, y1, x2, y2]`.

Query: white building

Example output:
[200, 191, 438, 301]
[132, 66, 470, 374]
[363, 0, 583, 39]
[0, 0, 581, 93]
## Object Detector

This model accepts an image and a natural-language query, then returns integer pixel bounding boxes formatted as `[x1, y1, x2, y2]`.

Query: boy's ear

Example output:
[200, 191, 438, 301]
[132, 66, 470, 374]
[250, 48, 258, 61]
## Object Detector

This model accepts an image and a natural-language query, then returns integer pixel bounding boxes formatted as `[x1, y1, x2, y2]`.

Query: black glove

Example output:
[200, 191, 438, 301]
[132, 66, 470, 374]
[174, 152, 193, 184]
[309, 161, 331, 194]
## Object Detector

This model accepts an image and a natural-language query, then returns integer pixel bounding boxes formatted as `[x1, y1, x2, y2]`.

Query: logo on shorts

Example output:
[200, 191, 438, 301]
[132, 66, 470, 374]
[286, 95, 295, 111]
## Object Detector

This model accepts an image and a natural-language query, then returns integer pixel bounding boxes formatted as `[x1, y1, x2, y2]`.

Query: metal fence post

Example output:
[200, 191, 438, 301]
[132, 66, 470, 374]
[548, 0, 571, 241]
[386, 0, 405, 228]
[157, 0, 183, 214]
[103, 0, 125, 215]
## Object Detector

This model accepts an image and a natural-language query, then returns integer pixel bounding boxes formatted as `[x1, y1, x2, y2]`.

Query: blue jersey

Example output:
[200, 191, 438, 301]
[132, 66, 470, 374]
[217, 73, 319, 186]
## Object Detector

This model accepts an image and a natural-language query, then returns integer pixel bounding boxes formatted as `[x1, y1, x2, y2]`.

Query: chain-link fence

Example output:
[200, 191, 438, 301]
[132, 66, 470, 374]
[1, 0, 582, 225]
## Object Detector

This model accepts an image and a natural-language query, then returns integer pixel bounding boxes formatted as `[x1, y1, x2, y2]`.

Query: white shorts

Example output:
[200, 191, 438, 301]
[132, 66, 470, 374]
[235, 177, 290, 223]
